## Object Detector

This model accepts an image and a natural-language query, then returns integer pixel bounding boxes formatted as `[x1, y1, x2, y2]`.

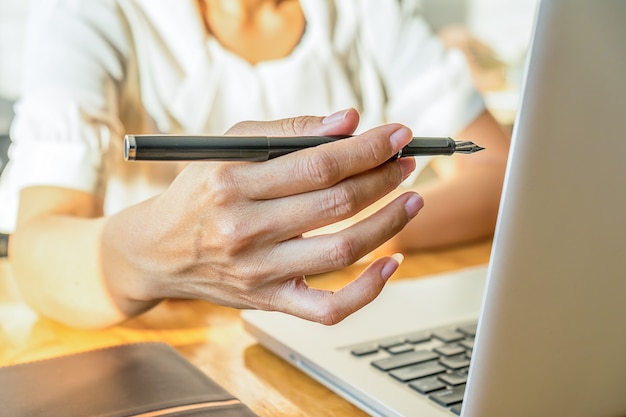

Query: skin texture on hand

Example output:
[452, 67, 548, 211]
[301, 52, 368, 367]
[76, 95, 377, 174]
[101, 108, 423, 326]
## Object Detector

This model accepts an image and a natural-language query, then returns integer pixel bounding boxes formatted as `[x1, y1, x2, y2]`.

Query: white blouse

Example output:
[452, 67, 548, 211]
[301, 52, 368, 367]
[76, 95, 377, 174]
[0, 0, 484, 233]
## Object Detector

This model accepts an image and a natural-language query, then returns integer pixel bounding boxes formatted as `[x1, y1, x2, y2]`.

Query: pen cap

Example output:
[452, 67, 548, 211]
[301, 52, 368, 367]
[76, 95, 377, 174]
[124, 135, 269, 161]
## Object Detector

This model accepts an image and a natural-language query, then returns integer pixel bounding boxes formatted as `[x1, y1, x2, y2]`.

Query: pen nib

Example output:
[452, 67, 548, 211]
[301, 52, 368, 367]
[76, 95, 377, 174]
[454, 140, 485, 154]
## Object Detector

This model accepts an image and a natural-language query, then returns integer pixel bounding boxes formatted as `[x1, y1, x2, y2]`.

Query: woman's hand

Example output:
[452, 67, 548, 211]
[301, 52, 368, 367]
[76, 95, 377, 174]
[103, 108, 423, 325]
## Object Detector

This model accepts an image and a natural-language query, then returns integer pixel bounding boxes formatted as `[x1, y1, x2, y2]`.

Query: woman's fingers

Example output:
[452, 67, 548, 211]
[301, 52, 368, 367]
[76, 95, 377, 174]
[225, 107, 361, 137]
[245, 125, 413, 199]
[181, 191, 422, 303]
[250, 192, 423, 279]
[245, 157, 417, 241]
[268, 254, 405, 325]
[227, 115, 415, 200]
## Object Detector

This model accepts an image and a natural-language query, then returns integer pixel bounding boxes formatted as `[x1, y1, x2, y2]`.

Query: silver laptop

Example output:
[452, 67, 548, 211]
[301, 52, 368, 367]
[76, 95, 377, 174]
[242, 1, 626, 416]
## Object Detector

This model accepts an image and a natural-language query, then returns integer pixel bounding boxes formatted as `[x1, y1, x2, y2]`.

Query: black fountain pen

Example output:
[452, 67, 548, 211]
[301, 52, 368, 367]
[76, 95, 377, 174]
[124, 134, 484, 161]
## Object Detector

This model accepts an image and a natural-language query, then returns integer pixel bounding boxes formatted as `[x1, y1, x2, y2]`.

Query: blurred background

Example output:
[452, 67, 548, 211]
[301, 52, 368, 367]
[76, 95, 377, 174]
[0, 0, 27, 173]
[421, 0, 538, 129]
[0, 0, 539, 174]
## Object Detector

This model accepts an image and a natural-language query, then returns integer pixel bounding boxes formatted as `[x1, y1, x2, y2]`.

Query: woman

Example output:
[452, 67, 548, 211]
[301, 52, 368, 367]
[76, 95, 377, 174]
[1, 0, 508, 328]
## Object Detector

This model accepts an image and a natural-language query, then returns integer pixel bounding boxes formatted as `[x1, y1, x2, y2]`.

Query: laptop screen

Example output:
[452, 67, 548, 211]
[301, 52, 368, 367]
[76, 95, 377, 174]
[463, 0, 626, 415]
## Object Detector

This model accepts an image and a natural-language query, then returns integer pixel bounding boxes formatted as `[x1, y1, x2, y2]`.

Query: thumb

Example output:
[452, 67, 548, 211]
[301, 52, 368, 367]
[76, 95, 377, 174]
[224, 108, 360, 137]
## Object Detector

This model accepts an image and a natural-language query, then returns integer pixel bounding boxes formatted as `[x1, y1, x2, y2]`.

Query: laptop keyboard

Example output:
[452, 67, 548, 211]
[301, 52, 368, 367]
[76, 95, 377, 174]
[348, 321, 477, 415]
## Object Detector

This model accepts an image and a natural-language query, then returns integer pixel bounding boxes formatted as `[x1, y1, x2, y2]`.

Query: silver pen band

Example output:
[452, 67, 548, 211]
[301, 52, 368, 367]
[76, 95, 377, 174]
[125, 135, 137, 161]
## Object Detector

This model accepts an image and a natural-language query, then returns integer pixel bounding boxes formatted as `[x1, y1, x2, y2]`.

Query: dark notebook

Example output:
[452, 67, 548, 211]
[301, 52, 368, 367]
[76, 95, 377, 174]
[0, 341, 258, 417]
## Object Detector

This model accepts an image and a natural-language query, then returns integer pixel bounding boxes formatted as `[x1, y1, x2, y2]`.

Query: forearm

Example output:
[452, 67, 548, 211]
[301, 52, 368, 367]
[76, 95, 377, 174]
[378, 110, 509, 252]
[9, 215, 128, 329]
[394, 164, 505, 251]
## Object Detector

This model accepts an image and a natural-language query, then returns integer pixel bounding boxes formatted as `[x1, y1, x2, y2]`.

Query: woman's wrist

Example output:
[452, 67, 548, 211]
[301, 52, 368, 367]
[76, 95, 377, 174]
[100, 202, 165, 319]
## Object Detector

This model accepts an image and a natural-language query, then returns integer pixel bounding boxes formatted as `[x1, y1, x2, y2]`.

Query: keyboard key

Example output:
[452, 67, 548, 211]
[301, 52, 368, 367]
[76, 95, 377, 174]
[439, 354, 471, 370]
[459, 339, 474, 350]
[450, 403, 463, 415]
[457, 323, 477, 337]
[428, 384, 465, 407]
[409, 376, 446, 394]
[405, 331, 431, 344]
[388, 361, 446, 382]
[438, 371, 468, 386]
[350, 345, 379, 357]
[386, 344, 414, 355]
[434, 344, 465, 357]
[371, 350, 439, 371]
[432, 329, 465, 343]
[378, 337, 407, 349]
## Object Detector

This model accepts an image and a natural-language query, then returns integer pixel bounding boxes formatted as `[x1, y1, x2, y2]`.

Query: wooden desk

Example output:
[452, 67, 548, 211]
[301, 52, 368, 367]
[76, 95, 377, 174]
[0, 239, 491, 417]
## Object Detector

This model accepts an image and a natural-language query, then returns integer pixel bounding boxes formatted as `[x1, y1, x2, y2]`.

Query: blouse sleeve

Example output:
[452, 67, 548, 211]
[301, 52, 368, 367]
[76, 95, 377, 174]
[7, 0, 130, 200]
[356, 0, 485, 136]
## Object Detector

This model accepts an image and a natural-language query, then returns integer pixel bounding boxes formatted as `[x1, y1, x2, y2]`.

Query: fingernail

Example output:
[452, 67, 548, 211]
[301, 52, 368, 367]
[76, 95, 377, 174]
[381, 253, 404, 281]
[390, 126, 412, 152]
[404, 193, 424, 219]
[322, 108, 350, 125]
